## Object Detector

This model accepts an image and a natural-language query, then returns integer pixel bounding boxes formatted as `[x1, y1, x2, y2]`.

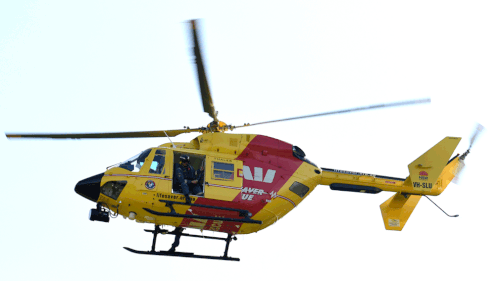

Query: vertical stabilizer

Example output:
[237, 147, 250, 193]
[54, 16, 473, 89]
[408, 137, 461, 193]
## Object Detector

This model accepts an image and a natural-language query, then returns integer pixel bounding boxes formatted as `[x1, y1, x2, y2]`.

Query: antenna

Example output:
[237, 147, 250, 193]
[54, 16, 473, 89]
[423, 195, 459, 217]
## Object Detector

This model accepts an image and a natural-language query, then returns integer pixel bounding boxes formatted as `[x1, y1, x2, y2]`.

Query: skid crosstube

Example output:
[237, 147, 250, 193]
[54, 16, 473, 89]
[124, 226, 240, 261]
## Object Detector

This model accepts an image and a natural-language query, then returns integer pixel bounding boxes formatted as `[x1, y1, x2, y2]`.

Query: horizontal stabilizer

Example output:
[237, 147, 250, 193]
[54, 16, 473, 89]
[380, 192, 421, 231]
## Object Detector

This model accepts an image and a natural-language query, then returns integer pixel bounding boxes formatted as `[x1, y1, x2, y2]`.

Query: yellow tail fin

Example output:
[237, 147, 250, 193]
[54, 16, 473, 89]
[407, 137, 461, 193]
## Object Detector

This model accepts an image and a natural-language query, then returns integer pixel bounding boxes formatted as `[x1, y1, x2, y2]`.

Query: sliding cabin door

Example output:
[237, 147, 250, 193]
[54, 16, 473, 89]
[205, 156, 243, 201]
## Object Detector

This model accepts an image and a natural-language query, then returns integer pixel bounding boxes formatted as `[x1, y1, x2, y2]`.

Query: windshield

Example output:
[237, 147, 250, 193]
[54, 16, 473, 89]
[118, 149, 152, 172]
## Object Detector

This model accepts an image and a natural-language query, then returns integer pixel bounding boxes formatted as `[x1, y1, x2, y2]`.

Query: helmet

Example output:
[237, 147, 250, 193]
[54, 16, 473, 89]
[179, 155, 190, 163]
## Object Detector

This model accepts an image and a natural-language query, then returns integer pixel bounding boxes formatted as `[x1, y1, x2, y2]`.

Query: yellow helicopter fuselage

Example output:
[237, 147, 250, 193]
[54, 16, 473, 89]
[76, 132, 462, 235]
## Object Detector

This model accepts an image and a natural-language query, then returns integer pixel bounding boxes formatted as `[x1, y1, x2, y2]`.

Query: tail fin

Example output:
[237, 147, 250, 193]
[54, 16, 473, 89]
[380, 137, 461, 230]
[407, 137, 461, 194]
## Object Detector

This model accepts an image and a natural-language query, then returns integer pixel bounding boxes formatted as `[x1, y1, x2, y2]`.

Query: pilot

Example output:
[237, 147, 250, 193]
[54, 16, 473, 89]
[175, 155, 202, 204]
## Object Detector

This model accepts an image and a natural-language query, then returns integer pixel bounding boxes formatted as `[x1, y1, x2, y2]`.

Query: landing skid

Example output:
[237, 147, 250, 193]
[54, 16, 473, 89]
[124, 225, 240, 261]
[123, 247, 239, 261]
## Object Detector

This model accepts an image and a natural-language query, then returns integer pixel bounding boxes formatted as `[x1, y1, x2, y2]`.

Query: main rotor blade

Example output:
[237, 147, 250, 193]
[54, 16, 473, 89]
[234, 98, 431, 129]
[190, 19, 218, 122]
[6, 128, 203, 140]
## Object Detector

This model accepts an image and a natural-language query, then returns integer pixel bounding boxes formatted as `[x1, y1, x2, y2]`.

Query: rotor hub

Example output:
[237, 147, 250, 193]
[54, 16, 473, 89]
[207, 121, 231, 132]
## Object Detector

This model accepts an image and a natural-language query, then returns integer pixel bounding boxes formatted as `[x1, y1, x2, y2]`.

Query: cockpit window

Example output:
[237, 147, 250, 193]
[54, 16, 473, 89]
[118, 149, 152, 172]
[149, 150, 166, 174]
[101, 181, 127, 200]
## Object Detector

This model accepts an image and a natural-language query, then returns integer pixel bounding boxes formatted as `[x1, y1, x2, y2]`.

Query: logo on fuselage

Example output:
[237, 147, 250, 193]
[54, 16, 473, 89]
[242, 166, 276, 183]
[145, 180, 156, 190]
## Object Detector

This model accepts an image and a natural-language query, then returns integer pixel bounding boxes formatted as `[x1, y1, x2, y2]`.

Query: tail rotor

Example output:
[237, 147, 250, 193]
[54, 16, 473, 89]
[453, 123, 484, 184]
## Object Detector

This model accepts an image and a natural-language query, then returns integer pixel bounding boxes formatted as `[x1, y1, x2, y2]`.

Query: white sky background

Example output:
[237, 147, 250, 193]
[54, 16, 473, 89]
[1, 1, 499, 280]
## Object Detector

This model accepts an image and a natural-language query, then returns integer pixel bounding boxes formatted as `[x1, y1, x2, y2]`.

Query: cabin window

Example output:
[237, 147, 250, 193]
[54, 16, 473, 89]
[101, 181, 127, 200]
[212, 162, 234, 180]
[149, 150, 166, 174]
[289, 181, 309, 198]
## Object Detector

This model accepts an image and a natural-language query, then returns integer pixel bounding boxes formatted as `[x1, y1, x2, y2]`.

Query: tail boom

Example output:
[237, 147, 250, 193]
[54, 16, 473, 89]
[321, 137, 462, 231]
[320, 137, 462, 196]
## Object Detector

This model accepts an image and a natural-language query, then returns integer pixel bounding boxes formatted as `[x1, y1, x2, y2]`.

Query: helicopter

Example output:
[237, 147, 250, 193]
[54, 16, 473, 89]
[5, 20, 479, 262]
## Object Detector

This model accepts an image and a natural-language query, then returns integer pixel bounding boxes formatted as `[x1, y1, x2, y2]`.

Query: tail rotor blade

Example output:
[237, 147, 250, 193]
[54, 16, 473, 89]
[468, 123, 484, 150]
[452, 162, 466, 184]
[454, 123, 484, 184]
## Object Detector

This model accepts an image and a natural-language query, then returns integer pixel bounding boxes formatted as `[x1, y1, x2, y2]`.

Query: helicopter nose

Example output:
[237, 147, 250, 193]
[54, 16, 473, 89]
[75, 173, 104, 202]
